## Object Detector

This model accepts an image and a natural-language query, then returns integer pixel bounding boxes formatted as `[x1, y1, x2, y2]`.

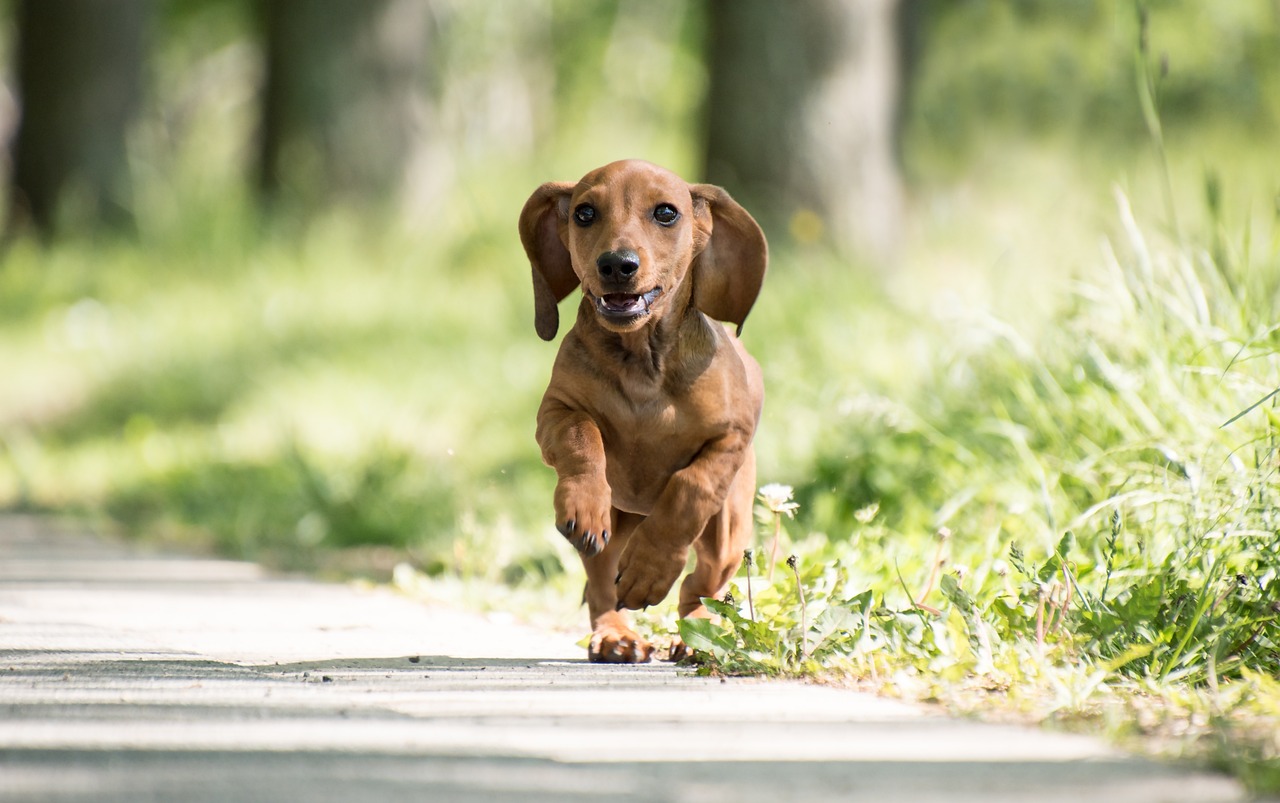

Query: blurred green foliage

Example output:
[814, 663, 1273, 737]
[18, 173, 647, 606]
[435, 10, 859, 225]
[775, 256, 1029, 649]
[908, 0, 1280, 172]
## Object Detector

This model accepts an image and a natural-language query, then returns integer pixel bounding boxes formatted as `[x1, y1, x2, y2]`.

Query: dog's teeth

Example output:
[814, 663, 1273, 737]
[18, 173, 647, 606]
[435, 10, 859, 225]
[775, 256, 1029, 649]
[598, 291, 659, 316]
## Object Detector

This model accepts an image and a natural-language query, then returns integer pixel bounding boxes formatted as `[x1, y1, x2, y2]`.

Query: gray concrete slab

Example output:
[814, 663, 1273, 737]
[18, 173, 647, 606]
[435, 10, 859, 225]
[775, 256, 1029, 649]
[0, 515, 1247, 802]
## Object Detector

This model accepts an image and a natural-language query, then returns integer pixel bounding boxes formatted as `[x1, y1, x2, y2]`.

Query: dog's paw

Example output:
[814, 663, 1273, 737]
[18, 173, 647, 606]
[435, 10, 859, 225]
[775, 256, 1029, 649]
[554, 474, 611, 557]
[614, 536, 687, 611]
[588, 614, 654, 663]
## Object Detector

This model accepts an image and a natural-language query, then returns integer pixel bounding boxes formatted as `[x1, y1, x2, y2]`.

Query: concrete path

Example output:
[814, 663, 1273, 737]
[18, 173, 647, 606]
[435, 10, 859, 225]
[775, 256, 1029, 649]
[0, 515, 1246, 802]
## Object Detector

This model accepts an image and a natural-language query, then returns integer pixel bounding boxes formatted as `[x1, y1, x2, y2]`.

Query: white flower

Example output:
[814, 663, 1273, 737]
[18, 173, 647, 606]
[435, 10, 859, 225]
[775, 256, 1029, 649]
[757, 483, 800, 517]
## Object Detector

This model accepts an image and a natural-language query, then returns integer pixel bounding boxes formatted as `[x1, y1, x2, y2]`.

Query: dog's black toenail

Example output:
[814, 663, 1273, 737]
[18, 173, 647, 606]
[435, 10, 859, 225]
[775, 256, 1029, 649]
[615, 601, 626, 611]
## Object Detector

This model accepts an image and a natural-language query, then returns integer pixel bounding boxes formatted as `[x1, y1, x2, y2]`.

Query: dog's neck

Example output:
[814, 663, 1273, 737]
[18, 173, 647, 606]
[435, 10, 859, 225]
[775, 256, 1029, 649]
[577, 278, 715, 388]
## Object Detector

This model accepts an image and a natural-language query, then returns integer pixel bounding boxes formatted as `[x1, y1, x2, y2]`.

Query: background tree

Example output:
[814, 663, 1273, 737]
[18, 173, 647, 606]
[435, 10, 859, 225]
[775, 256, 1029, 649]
[257, 0, 434, 208]
[8, 0, 150, 234]
[702, 0, 910, 259]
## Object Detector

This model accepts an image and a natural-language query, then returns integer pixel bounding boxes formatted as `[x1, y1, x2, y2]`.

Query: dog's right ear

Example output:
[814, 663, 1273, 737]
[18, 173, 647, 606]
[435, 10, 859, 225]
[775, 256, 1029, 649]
[518, 182, 578, 341]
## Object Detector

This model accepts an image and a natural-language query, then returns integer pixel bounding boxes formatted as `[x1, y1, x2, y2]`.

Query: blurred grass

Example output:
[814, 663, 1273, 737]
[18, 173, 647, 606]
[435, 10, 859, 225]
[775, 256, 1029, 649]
[0, 210, 559, 573]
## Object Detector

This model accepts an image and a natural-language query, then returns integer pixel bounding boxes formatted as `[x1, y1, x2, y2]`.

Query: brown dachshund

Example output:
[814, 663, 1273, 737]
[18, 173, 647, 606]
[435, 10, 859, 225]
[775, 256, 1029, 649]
[518, 160, 767, 663]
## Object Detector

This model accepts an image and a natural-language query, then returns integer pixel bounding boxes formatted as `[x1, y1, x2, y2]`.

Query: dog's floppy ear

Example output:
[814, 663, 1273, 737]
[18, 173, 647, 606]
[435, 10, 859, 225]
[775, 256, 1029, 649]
[518, 182, 578, 341]
[689, 184, 768, 335]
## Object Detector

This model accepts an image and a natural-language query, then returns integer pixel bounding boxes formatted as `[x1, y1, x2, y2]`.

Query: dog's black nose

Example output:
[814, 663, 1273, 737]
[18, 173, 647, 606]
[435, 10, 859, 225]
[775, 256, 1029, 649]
[596, 250, 640, 279]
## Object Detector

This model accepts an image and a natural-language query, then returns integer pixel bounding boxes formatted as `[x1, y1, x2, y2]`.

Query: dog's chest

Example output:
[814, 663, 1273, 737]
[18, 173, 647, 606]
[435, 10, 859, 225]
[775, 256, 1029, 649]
[596, 394, 718, 513]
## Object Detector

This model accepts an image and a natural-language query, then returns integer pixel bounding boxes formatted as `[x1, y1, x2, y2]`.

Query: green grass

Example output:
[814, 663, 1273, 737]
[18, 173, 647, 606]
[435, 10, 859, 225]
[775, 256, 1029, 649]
[672, 181, 1280, 791]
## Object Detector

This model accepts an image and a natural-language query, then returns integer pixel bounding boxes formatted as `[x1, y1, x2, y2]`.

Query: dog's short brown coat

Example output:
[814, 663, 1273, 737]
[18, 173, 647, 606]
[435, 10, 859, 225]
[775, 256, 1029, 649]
[519, 160, 767, 662]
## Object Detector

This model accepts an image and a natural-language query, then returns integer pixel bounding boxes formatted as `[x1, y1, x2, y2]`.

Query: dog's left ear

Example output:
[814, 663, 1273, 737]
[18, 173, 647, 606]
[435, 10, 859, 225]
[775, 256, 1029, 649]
[518, 181, 578, 341]
[689, 184, 768, 335]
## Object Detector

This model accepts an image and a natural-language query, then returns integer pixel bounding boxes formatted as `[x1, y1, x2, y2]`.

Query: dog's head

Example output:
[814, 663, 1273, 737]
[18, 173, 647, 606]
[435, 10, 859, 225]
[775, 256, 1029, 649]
[519, 160, 767, 341]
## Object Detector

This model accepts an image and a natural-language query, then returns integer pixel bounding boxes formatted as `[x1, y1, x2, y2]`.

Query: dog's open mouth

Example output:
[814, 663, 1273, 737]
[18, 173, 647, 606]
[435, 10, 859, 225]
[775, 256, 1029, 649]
[596, 287, 662, 319]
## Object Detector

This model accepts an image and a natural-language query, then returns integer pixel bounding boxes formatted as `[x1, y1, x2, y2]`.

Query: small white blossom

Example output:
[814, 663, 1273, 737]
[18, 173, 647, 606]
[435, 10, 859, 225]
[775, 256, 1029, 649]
[757, 483, 800, 518]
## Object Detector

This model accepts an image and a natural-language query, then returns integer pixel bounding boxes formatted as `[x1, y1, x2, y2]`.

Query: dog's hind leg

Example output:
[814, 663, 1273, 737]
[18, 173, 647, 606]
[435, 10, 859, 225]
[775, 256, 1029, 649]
[668, 450, 755, 661]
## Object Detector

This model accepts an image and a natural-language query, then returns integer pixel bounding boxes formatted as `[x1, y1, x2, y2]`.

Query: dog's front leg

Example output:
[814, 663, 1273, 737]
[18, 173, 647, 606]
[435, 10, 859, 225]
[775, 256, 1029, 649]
[614, 427, 753, 610]
[536, 400, 612, 557]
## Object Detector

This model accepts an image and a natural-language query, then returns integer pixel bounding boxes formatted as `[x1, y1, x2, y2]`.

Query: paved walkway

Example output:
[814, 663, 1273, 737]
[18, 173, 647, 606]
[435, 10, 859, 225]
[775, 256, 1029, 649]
[0, 515, 1247, 802]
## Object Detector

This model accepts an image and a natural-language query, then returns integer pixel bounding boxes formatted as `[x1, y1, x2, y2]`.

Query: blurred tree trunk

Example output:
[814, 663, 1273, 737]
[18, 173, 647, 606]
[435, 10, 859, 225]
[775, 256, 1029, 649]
[8, 0, 149, 235]
[703, 0, 910, 260]
[258, 0, 432, 208]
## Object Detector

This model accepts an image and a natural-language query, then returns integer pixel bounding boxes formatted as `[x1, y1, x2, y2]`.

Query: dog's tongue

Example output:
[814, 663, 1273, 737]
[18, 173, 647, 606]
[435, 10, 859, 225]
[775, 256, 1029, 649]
[601, 293, 644, 314]
[598, 288, 662, 316]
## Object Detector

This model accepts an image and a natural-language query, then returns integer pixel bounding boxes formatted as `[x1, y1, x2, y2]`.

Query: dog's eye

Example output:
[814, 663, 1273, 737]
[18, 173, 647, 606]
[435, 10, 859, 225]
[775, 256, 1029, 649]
[573, 204, 596, 227]
[652, 203, 679, 226]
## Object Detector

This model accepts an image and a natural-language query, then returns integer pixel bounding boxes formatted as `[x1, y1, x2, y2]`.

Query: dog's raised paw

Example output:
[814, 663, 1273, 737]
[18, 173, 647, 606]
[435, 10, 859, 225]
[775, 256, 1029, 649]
[554, 475, 611, 557]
